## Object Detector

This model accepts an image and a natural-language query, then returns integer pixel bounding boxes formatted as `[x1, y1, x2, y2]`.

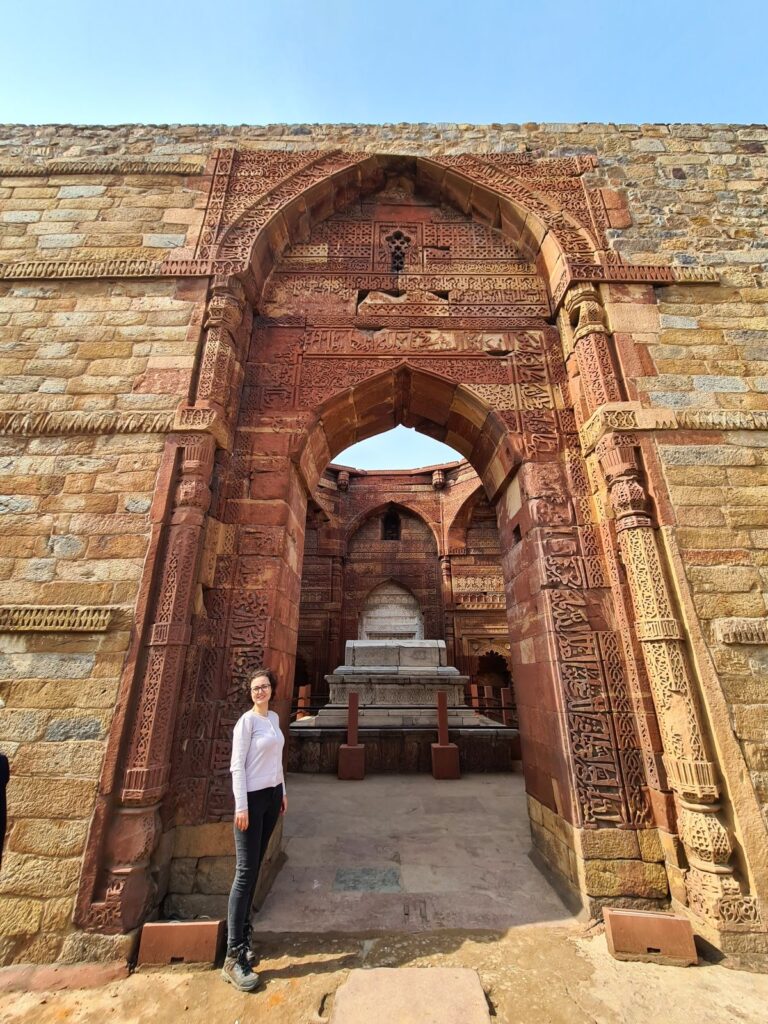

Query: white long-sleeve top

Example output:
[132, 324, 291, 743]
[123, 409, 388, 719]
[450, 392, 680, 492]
[230, 709, 285, 812]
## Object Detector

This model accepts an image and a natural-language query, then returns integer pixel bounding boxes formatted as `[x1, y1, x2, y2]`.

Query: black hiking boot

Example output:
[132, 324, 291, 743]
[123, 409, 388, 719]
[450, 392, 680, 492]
[221, 942, 260, 992]
[243, 921, 259, 967]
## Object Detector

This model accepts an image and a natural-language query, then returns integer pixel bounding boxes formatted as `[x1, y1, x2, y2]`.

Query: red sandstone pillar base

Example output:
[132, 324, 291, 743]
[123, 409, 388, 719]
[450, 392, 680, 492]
[431, 743, 460, 780]
[338, 743, 365, 780]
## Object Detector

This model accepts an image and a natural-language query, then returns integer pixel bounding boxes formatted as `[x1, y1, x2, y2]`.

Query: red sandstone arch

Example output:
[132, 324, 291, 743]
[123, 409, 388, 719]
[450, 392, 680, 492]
[445, 483, 488, 552]
[342, 498, 443, 556]
[296, 363, 523, 502]
[212, 152, 598, 306]
[76, 148, 674, 940]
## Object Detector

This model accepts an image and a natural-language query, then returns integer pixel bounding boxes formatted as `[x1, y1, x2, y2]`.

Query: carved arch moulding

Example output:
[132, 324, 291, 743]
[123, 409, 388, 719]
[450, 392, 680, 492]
[70, 146, 765, 956]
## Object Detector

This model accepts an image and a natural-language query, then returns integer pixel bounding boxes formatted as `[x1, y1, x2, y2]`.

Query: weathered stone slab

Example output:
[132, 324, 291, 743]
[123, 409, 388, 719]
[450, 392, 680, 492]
[329, 968, 490, 1024]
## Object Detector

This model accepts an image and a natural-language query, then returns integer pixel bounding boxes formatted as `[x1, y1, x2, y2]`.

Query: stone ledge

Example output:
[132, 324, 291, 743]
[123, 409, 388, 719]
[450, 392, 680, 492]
[0, 960, 128, 992]
[713, 618, 768, 645]
[0, 159, 206, 177]
[0, 409, 174, 437]
[0, 606, 126, 633]
[580, 403, 768, 453]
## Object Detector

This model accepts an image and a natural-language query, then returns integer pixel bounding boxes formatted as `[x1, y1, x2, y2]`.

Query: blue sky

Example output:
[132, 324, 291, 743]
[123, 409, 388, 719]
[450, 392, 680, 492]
[335, 427, 463, 470]
[1, 1, 765, 126]
[2, 1, 765, 468]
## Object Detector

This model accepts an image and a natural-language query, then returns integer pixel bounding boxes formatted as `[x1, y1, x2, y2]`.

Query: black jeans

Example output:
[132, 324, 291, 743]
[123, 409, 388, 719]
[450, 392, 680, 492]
[227, 784, 283, 949]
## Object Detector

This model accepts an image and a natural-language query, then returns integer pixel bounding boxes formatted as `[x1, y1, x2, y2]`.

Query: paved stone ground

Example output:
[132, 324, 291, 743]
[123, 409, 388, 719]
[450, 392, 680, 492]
[253, 773, 574, 933]
[3, 774, 768, 1023]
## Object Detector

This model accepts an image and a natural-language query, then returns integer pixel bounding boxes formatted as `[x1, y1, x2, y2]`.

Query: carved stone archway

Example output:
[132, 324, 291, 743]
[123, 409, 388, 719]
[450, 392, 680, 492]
[73, 150, 763, 959]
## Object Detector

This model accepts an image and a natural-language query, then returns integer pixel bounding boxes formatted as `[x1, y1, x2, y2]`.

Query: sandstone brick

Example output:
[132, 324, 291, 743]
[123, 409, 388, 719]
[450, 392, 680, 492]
[0, 652, 95, 680]
[58, 930, 136, 965]
[578, 829, 640, 860]
[637, 829, 665, 863]
[583, 859, 668, 899]
[13, 933, 63, 965]
[194, 856, 235, 895]
[732, 705, 768, 741]
[0, 709, 48, 742]
[57, 185, 107, 199]
[168, 858, 196, 895]
[11, 740, 104, 778]
[688, 565, 763, 593]
[0, 896, 43, 936]
[693, 592, 766, 619]
[0, 853, 82, 898]
[42, 896, 75, 932]
[6, 776, 97, 819]
[44, 713, 109, 742]
[173, 822, 232, 858]
[9, 818, 89, 857]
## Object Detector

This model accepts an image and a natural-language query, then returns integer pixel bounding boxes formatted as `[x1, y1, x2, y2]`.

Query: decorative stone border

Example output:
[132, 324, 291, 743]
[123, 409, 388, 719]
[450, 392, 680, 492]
[0, 258, 165, 280]
[0, 409, 175, 437]
[579, 403, 768, 453]
[0, 159, 206, 177]
[713, 619, 768, 645]
[0, 606, 117, 632]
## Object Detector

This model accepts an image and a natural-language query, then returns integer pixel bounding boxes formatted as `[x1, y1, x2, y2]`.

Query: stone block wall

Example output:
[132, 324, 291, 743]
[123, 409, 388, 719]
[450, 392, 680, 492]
[0, 169, 206, 961]
[0, 121, 766, 964]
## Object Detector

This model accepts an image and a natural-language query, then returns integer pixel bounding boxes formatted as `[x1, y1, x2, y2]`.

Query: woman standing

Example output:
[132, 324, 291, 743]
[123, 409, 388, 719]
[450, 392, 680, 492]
[223, 668, 287, 991]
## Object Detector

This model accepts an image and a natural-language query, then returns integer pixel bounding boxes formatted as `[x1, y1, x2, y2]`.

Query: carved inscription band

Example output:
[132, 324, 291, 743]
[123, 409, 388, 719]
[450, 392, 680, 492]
[0, 606, 116, 632]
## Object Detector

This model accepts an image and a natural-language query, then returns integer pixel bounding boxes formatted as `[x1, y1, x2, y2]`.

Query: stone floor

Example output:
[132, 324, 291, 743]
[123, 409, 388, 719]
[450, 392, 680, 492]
[253, 773, 573, 934]
[4, 774, 768, 1024]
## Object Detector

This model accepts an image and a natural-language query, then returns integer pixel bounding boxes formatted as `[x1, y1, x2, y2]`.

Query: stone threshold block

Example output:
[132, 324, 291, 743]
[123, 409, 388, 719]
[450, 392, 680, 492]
[603, 907, 697, 966]
[328, 967, 490, 1023]
[136, 919, 225, 966]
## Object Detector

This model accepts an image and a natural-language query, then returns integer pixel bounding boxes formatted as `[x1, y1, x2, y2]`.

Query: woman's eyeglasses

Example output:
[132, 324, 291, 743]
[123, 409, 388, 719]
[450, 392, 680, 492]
[251, 684, 271, 693]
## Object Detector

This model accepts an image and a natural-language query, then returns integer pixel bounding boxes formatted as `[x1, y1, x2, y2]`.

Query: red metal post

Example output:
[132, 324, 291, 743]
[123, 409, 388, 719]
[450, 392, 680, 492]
[348, 690, 359, 747]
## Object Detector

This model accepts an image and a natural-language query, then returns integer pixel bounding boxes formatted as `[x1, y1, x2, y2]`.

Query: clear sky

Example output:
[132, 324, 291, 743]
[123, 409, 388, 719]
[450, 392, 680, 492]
[2, 0, 765, 468]
[336, 427, 463, 470]
[1, 0, 766, 125]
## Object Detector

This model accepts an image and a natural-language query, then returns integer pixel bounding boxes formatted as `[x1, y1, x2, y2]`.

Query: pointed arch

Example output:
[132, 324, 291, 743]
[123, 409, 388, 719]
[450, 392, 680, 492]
[358, 578, 425, 641]
[209, 153, 601, 305]
[343, 498, 442, 555]
[296, 363, 523, 501]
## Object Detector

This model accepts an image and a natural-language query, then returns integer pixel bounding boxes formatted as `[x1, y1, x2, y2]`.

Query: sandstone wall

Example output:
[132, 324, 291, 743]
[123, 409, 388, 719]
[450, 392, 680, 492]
[0, 122, 766, 963]
[0, 162, 208, 962]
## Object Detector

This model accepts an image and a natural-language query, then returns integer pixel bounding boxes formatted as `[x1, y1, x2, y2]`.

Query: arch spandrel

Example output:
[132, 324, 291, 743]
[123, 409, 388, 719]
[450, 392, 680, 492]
[194, 151, 607, 305]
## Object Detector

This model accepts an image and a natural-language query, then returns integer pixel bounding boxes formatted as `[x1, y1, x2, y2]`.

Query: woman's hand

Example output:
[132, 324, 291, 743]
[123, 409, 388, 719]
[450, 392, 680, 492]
[235, 810, 249, 831]
[281, 793, 288, 815]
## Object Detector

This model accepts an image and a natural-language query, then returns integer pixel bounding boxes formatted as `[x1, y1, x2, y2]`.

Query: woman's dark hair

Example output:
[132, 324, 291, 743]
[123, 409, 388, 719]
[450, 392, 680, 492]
[244, 667, 277, 696]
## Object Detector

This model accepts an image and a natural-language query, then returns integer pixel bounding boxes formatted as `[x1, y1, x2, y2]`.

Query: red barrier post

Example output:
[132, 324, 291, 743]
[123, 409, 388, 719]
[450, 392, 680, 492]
[431, 690, 460, 779]
[437, 689, 449, 746]
[348, 691, 359, 746]
[338, 691, 365, 780]
[501, 686, 514, 727]
[297, 684, 311, 720]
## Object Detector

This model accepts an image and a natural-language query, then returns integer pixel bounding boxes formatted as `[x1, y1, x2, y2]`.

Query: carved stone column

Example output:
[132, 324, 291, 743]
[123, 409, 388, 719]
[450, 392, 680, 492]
[563, 283, 624, 411]
[440, 554, 456, 666]
[329, 554, 344, 671]
[596, 433, 759, 929]
[78, 433, 215, 933]
[173, 277, 251, 446]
